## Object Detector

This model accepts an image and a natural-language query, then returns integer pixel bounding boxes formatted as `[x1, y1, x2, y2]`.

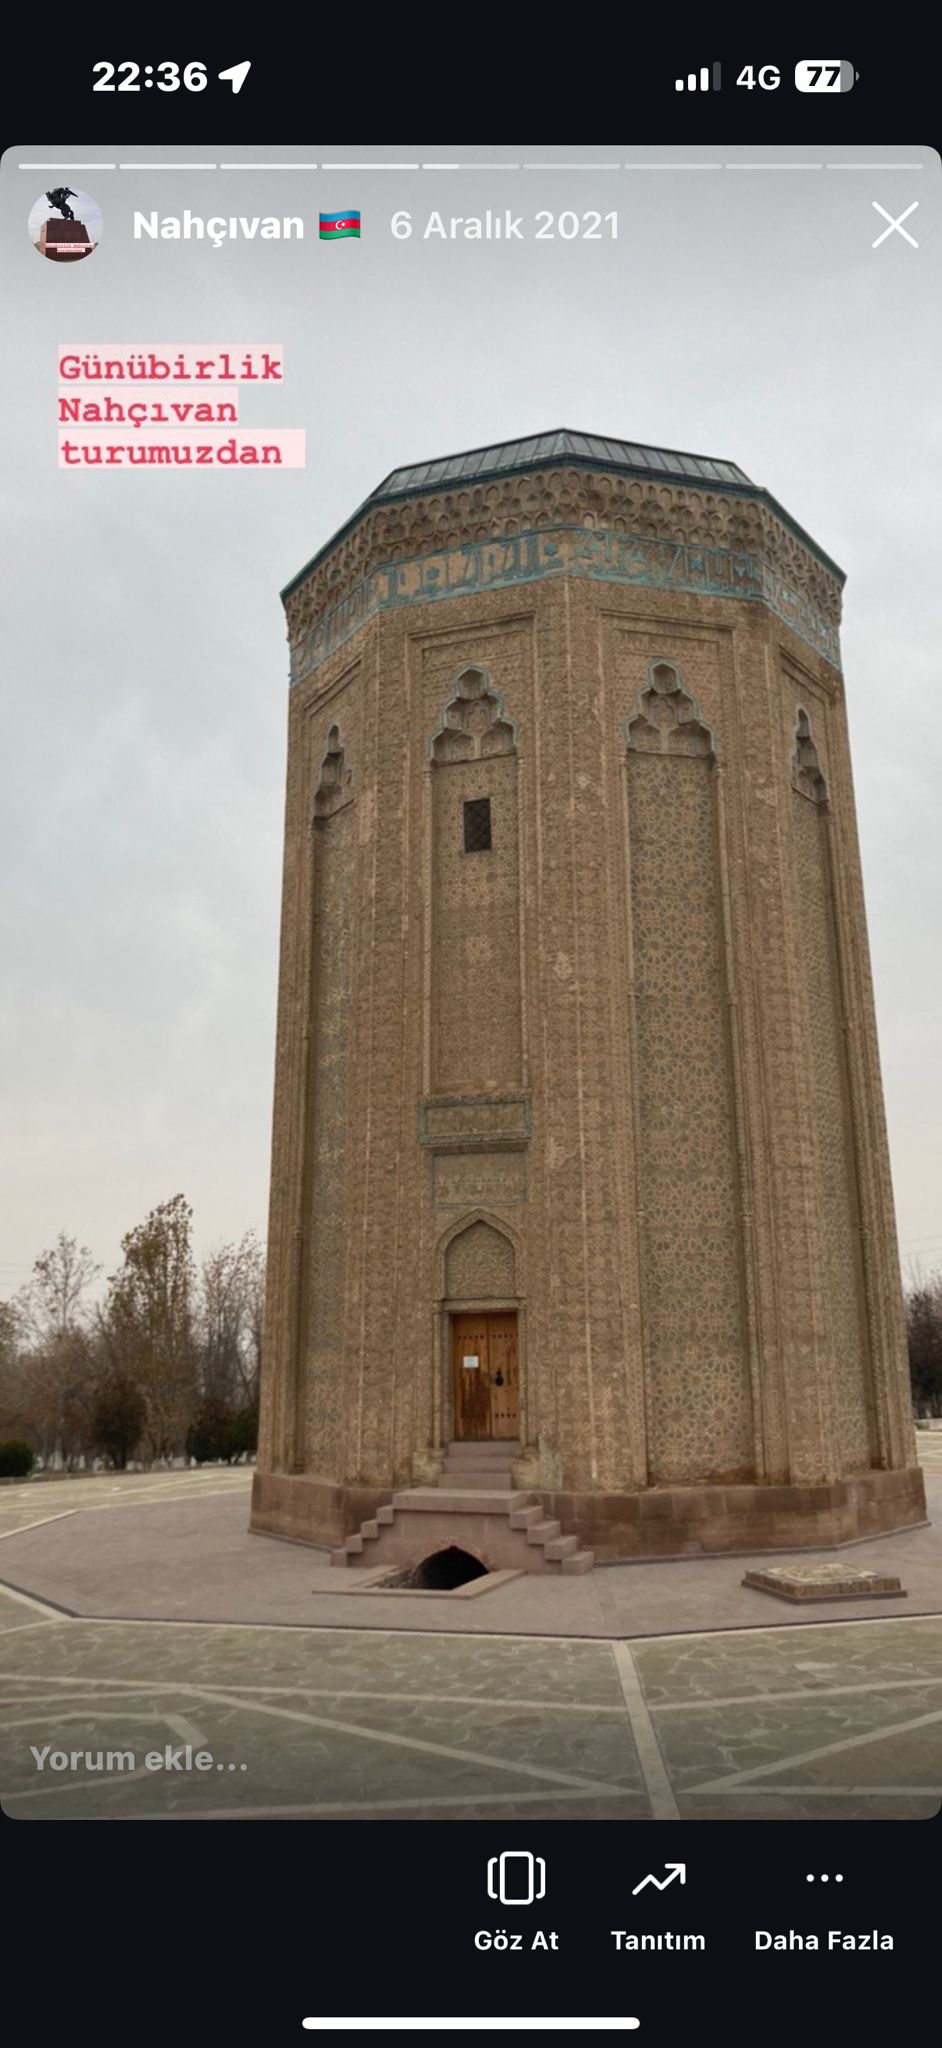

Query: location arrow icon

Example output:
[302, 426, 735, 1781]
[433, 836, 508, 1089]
[218, 61, 252, 94]
[631, 1862, 686, 1896]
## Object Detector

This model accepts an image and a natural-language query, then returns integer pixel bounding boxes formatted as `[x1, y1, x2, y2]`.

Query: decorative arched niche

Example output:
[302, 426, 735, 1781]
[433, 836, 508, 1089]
[298, 719, 355, 1475]
[791, 706, 829, 804]
[624, 655, 754, 1485]
[625, 658, 716, 757]
[435, 1210, 526, 1450]
[313, 722, 352, 821]
[428, 665, 524, 1094]
[443, 1215, 517, 1301]
[430, 663, 517, 762]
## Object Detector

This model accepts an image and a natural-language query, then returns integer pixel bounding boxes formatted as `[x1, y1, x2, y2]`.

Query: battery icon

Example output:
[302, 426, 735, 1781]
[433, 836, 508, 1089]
[795, 59, 857, 92]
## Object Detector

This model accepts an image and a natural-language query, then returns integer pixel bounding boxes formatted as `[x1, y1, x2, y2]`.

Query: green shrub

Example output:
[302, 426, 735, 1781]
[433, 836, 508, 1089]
[227, 1400, 258, 1461]
[0, 1439, 35, 1478]
[186, 1397, 258, 1464]
[90, 1378, 145, 1470]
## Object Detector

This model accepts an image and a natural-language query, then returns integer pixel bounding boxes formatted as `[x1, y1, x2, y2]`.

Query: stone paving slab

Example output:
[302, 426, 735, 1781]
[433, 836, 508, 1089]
[0, 1591, 622, 1699]
[0, 1468, 250, 1540]
[0, 1610, 640, 1821]
[0, 1605, 938, 1822]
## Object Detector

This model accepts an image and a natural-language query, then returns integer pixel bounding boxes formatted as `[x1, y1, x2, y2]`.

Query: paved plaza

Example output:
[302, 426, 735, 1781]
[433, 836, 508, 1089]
[1, 1451, 940, 1822]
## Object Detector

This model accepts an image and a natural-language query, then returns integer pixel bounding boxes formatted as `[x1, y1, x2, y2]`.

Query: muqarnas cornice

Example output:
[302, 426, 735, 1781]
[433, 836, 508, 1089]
[282, 438, 845, 685]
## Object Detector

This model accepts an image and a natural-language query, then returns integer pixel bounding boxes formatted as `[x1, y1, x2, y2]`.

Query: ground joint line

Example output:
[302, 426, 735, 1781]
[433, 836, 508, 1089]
[186, 1684, 628, 1799]
[693, 1704, 942, 1792]
[611, 1641, 680, 1819]
[0, 1510, 77, 1542]
[0, 1579, 69, 1618]
[0, 1618, 63, 1638]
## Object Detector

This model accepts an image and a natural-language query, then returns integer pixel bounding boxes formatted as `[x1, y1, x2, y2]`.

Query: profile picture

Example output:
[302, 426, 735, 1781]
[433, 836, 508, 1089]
[28, 186, 103, 262]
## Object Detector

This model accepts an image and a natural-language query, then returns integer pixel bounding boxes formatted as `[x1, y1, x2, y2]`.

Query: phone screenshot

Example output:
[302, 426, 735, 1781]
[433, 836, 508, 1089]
[1, 43, 938, 2043]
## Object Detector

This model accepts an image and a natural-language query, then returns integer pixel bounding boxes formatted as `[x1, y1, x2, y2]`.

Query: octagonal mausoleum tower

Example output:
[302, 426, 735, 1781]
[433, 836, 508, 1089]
[252, 430, 925, 1562]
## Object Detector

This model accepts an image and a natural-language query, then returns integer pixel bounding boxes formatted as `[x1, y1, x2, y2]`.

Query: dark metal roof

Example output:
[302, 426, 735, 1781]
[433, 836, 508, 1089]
[282, 429, 843, 597]
[373, 429, 753, 498]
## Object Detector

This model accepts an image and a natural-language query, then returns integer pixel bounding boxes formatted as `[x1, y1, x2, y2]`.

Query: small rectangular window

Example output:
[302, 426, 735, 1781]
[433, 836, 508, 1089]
[463, 797, 492, 852]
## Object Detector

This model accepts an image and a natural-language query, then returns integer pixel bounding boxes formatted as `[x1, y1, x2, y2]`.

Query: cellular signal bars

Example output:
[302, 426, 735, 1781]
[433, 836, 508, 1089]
[675, 63, 722, 90]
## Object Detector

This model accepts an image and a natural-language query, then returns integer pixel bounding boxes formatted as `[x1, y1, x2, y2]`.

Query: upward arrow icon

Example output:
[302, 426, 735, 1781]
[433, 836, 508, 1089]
[631, 1863, 686, 1896]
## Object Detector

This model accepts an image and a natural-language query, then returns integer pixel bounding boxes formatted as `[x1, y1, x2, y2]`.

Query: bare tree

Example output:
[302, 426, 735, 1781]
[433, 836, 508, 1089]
[197, 1232, 264, 1406]
[15, 1232, 101, 1347]
[101, 1194, 197, 1461]
[9, 1237, 102, 1465]
[3, 1213, 262, 1470]
[242, 1234, 265, 1404]
[0, 1299, 25, 1438]
[18, 1328, 97, 1467]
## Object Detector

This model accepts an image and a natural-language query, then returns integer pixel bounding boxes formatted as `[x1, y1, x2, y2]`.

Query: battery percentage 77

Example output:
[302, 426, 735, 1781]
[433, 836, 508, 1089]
[795, 59, 858, 92]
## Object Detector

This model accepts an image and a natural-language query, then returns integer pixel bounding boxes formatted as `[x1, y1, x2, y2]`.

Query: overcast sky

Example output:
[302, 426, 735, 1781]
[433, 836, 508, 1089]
[1, 141, 939, 1298]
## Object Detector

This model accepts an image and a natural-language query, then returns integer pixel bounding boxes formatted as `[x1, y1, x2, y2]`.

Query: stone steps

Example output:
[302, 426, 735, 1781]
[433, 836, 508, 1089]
[444, 1439, 520, 1457]
[330, 1479, 594, 1578]
[441, 1441, 519, 1489]
[393, 1487, 535, 1513]
[443, 1443, 518, 1463]
[439, 1471, 516, 1490]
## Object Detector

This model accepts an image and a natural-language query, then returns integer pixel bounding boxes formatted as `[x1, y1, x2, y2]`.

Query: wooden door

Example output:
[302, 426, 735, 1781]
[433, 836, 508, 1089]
[486, 1312, 519, 1438]
[452, 1312, 519, 1440]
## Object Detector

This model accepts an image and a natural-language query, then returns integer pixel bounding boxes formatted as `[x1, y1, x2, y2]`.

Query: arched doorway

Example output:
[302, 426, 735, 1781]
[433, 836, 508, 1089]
[439, 1216, 522, 1442]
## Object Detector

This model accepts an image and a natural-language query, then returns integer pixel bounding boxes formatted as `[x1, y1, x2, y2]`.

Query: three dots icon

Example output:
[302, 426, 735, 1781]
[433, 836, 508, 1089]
[806, 1873, 843, 1883]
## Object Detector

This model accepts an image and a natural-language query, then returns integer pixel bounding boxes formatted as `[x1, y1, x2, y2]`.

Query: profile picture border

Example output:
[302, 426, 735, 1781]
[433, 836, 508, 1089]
[28, 186, 103, 263]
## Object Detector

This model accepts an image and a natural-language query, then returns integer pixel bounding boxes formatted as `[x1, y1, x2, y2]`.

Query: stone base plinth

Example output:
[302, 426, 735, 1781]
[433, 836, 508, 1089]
[252, 1464, 927, 1562]
[543, 1466, 927, 1559]
[38, 219, 95, 260]
[743, 1564, 904, 1603]
[250, 1470, 392, 1548]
